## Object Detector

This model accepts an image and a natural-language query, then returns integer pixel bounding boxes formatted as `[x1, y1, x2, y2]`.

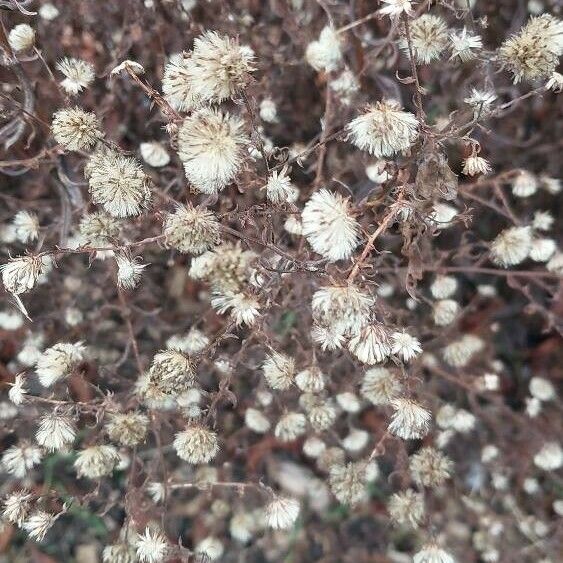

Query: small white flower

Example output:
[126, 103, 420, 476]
[305, 26, 342, 72]
[135, 527, 169, 563]
[13, 211, 40, 243]
[266, 497, 300, 529]
[311, 323, 346, 351]
[211, 291, 261, 326]
[391, 330, 422, 362]
[348, 324, 391, 365]
[173, 425, 219, 464]
[275, 412, 307, 441]
[302, 189, 360, 262]
[262, 351, 295, 389]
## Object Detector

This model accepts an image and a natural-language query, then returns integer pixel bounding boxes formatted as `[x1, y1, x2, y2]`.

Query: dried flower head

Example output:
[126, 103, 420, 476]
[380, 0, 414, 18]
[530, 238, 556, 262]
[79, 212, 121, 246]
[512, 171, 538, 197]
[275, 412, 307, 441]
[196, 536, 224, 561]
[140, 141, 170, 167]
[102, 543, 137, 563]
[529, 376, 556, 402]
[433, 299, 460, 326]
[35, 412, 77, 451]
[413, 544, 456, 563]
[57, 57, 95, 95]
[490, 226, 532, 267]
[329, 461, 368, 506]
[498, 15, 563, 83]
[391, 330, 422, 362]
[148, 349, 195, 396]
[462, 154, 491, 176]
[115, 253, 147, 289]
[188, 31, 255, 104]
[388, 398, 431, 439]
[1, 255, 47, 295]
[177, 108, 247, 194]
[86, 149, 151, 218]
[135, 527, 169, 563]
[262, 351, 295, 389]
[348, 101, 419, 157]
[308, 399, 337, 431]
[163, 204, 220, 254]
[13, 211, 40, 244]
[106, 412, 149, 446]
[401, 15, 449, 64]
[35, 341, 86, 387]
[9, 23, 35, 52]
[52, 107, 102, 150]
[264, 167, 299, 205]
[9, 373, 28, 405]
[295, 365, 326, 392]
[211, 291, 261, 326]
[305, 26, 343, 72]
[245, 407, 271, 433]
[546, 71, 563, 92]
[410, 447, 453, 487]
[266, 496, 300, 529]
[348, 323, 391, 365]
[430, 275, 458, 299]
[23, 510, 58, 541]
[388, 489, 425, 528]
[449, 28, 482, 62]
[74, 445, 120, 479]
[361, 367, 402, 405]
[533, 442, 562, 471]
[442, 334, 484, 367]
[302, 189, 360, 262]
[2, 490, 33, 526]
[173, 425, 219, 463]
[2, 442, 42, 478]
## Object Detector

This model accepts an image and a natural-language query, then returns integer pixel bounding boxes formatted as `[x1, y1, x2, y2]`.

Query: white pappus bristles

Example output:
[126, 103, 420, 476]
[2, 442, 42, 478]
[391, 330, 422, 362]
[8, 24, 35, 52]
[2, 490, 33, 526]
[35, 412, 77, 451]
[163, 204, 220, 254]
[13, 211, 40, 243]
[211, 291, 261, 326]
[140, 141, 170, 168]
[177, 109, 248, 194]
[1, 255, 47, 295]
[400, 15, 449, 64]
[173, 425, 219, 464]
[106, 412, 149, 446]
[329, 461, 368, 506]
[115, 253, 147, 289]
[462, 154, 491, 176]
[347, 100, 419, 158]
[135, 527, 169, 563]
[388, 398, 431, 439]
[86, 149, 152, 218]
[301, 189, 360, 262]
[361, 367, 402, 405]
[265, 496, 300, 529]
[148, 349, 195, 396]
[52, 107, 103, 151]
[23, 510, 58, 541]
[490, 226, 532, 267]
[9, 373, 28, 405]
[274, 412, 307, 441]
[35, 341, 87, 387]
[348, 323, 391, 365]
[264, 167, 299, 205]
[262, 350, 295, 390]
[56, 57, 95, 95]
[449, 28, 482, 62]
[388, 489, 425, 528]
[379, 0, 413, 18]
[74, 445, 120, 479]
[413, 543, 456, 563]
[305, 26, 343, 72]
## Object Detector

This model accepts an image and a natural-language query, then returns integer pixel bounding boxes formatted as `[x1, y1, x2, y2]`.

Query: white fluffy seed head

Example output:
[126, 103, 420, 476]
[115, 253, 147, 289]
[529, 376, 556, 401]
[432, 299, 460, 326]
[388, 489, 425, 528]
[57, 57, 95, 95]
[274, 412, 307, 441]
[2, 442, 42, 478]
[1, 255, 47, 295]
[400, 15, 449, 64]
[449, 28, 482, 62]
[462, 155, 492, 176]
[35, 341, 87, 387]
[305, 26, 343, 72]
[413, 544, 456, 563]
[8, 24, 35, 52]
[162, 52, 203, 111]
[163, 204, 220, 254]
[148, 349, 195, 396]
[533, 442, 562, 471]
[512, 171, 538, 197]
[135, 527, 169, 563]
[391, 330, 422, 362]
[348, 323, 391, 365]
[302, 189, 360, 262]
[139, 141, 170, 167]
[244, 408, 271, 433]
[388, 398, 431, 439]
[74, 445, 120, 479]
[52, 108, 103, 150]
[106, 412, 149, 446]
[23, 510, 57, 541]
[498, 15, 563, 83]
[347, 100, 419, 158]
[86, 148, 151, 218]
[173, 425, 219, 464]
[410, 447, 453, 487]
[2, 490, 33, 526]
[361, 367, 402, 405]
[265, 496, 300, 529]
[177, 109, 248, 194]
[36, 412, 77, 451]
[490, 226, 532, 267]
[264, 167, 299, 204]
[430, 275, 458, 299]
[262, 351, 295, 390]
[13, 211, 40, 244]
[329, 461, 368, 506]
